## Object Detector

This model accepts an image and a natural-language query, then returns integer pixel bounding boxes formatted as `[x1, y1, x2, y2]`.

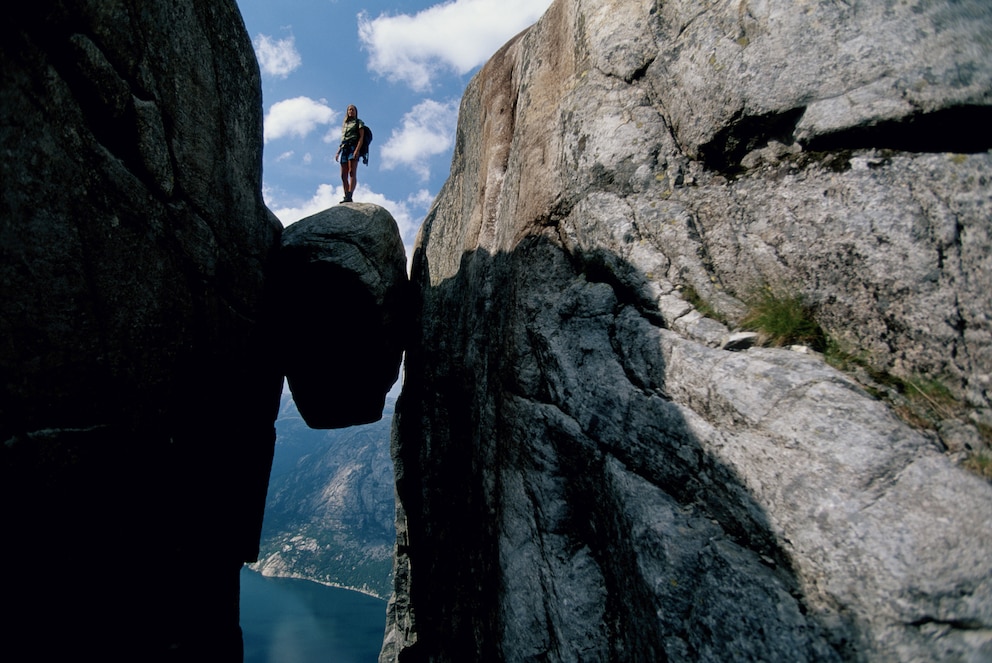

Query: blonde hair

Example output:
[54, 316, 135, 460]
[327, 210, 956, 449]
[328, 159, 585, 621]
[343, 105, 358, 125]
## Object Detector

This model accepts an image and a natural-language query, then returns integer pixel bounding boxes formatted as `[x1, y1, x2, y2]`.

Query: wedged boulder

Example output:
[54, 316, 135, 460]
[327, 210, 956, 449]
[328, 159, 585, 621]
[272, 203, 408, 429]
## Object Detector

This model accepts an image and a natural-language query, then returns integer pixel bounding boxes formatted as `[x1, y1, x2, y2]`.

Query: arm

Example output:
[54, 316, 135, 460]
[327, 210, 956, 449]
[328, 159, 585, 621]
[355, 126, 365, 153]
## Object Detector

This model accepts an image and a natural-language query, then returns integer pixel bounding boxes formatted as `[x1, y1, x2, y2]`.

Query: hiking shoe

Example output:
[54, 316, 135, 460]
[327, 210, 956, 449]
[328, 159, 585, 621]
[340, 194, 353, 203]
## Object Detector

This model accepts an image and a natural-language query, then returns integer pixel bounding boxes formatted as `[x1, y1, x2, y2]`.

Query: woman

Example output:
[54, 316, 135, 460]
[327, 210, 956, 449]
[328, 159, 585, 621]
[335, 104, 366, 203]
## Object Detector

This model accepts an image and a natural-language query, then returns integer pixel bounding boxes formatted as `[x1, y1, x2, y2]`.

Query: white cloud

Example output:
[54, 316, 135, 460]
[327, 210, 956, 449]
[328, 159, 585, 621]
[321, 127, 340, 145]
[264, 97, 337, 143]
[407, 188, 436, 210]
[358, 0, 553, 91]
[381, 99, 459, 181]
[269, 183, 338, 226]
[253, 34, 302, 79]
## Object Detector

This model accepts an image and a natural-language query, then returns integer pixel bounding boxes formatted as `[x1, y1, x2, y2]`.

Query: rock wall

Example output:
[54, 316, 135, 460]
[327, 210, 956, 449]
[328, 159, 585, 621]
[385, 1, 992, 661]
[1, 2, 281, 660]
[1, 3, 409, 658]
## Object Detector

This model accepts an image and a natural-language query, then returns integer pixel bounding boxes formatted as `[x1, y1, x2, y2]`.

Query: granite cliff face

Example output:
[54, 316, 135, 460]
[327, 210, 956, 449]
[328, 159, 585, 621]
[0, 3, 404, 661]
[385, 1, 992, 661]
[2, 2, 282, 660]
[5, 1, 992, 661]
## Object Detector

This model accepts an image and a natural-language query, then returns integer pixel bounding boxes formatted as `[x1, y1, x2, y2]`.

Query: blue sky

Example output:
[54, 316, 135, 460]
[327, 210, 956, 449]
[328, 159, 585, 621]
[235, 0, 554, 264]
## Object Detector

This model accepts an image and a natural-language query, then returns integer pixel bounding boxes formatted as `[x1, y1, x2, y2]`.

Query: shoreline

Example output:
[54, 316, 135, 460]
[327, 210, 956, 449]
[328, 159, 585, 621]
[241, 565, 388, 601]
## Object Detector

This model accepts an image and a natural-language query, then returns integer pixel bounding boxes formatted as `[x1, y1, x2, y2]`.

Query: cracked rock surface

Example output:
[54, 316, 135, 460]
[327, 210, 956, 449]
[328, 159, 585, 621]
[383, 1, 992, 661]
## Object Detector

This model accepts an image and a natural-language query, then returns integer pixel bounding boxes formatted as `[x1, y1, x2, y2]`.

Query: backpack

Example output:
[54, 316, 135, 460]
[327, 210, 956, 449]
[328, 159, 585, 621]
[359, 125, 373, 166]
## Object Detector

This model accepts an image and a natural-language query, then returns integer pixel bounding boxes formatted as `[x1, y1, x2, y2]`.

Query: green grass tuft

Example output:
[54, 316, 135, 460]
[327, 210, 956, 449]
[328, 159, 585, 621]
[736, 287, 991, 482]
[740, 289, 826, 351]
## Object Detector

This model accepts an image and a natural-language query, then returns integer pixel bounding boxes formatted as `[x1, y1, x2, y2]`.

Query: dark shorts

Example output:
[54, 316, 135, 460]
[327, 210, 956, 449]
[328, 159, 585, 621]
[339, 142, 358, 162]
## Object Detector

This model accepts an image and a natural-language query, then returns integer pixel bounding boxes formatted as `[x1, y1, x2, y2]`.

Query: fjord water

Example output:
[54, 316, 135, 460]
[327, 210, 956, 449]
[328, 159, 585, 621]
[240, 567, 387, 663]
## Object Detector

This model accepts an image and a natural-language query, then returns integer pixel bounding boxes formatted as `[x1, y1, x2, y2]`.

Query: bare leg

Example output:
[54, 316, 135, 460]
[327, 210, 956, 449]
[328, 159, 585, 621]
[347, 159, 359, 197]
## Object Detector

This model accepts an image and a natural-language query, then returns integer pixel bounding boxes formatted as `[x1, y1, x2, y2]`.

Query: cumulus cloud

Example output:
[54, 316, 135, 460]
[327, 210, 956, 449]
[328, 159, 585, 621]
[407, 188, 436, 210]
[264, 97, 337, 143]
[268, 183, 338, 227]
[358, 0, 553, 91]
[380, 99, 459, 181]
[252, 34, 302, 79]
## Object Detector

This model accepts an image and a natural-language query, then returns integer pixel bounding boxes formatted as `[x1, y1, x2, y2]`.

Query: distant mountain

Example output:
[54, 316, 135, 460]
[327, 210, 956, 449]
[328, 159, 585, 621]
[248, 393, 395, 599]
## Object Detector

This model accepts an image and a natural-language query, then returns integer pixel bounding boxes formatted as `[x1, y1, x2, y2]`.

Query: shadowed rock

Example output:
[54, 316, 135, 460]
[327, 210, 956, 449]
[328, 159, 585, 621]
[1, 2, 282, 660]
[2, 4, 407, 659]
[273, 203, 408, 429]
[383, 1, 992, 661]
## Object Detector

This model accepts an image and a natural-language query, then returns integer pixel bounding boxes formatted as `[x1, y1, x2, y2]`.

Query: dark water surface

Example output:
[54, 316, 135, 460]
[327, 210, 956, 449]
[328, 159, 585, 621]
[240, 567, 387, 663]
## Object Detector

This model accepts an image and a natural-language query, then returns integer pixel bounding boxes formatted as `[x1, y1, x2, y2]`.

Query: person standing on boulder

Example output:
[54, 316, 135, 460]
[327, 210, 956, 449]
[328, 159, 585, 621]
[335, 104, 366, 203]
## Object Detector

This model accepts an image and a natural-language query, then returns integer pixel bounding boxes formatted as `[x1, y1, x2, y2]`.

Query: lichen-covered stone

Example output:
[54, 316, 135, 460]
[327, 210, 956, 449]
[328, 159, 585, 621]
[384, 1, 992, 661]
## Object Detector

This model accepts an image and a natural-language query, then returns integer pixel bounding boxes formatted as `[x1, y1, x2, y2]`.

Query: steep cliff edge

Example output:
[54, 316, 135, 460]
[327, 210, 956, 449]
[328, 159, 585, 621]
[1, 3, 405, 661]
[1, 2, 283, 659]
[385, 1, 992, 661]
